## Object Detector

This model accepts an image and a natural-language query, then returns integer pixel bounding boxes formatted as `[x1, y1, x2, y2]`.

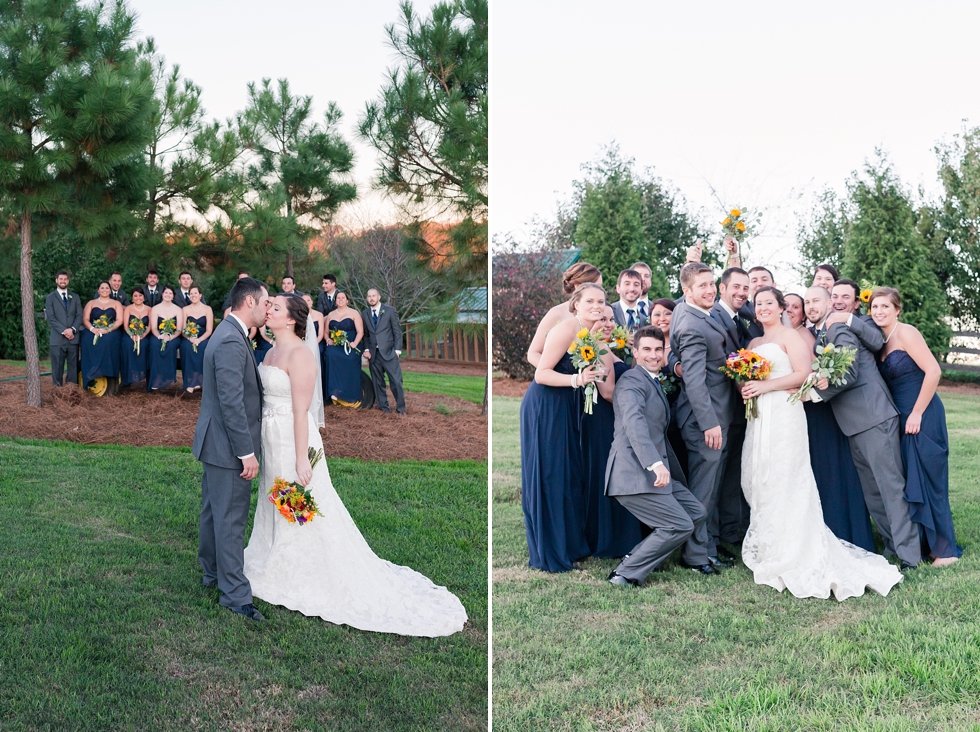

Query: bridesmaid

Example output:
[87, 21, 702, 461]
[526, 262, 602, 367]
[148, 285, 183, 391]
[581, 304, 644, 557]
[871, 287, 961, 566]
[303, 293, 328, 401]
[81, 281, 123, 390]
[811, 263, 839, 295]
[521, 282, 614, 572]
[785, 293, 807, 334]
[324, 292, 365, 407]
[120, 288, 151, 387]
[180, 285, 213, 393]
[254, 317, 274, 365]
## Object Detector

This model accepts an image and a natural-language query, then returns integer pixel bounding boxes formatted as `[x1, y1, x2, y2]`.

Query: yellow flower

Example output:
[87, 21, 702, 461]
[736, 221, 746, 232]
[721, 217, 731, 227]
[731, 208, 741, 217]
[577, 328, 589, 339]
[824, 345, 834, 353]
[567, 343, 576, 354]
[860, 289, 872, 303]
[580, 345, 596, 361]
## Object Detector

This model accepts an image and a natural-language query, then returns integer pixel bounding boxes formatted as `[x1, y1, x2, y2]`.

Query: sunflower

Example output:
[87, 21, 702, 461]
[577, 328, 589, 339]
[736, 221, 746, 232]
[731, 208, 742, 217]
[580, 345, 596, 361]
[860, 289, 872, 303]
[721, 217, 731, 226]
[568, 343, 576, 354]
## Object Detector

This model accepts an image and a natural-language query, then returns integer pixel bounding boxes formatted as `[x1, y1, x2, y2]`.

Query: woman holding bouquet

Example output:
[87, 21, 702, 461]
[180, 286, 213, 393]
[120, 288, 151, 387]
[871, 288, 961, 566]
[81, 281, 124, 389]
[521, 282, 615, 572]
[526, 262, 602, 367]
[148, 285, 183, 391]
[302, 293, 329, 404]
[324, 292, 364, 407]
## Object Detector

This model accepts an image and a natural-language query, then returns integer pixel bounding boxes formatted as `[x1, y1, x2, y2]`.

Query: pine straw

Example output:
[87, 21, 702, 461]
[0, 377, 486, 463]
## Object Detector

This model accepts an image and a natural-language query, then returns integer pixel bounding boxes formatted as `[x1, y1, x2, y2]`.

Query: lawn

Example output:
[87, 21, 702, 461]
[0, 439, 487, 731]
[402, 370, 486, 404]
[492, 392, 980, 731]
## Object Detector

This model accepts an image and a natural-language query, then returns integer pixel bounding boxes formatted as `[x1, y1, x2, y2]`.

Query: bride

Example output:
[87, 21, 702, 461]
[737, 286, 903, 601]
[243, 293, 467, 636]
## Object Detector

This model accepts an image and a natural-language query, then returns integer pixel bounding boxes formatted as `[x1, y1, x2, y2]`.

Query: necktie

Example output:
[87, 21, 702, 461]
[627, 308, 636, 330]
[61, 292, 68, 309]
[638, 300, 647, 322]
[372, 310, 379, 327]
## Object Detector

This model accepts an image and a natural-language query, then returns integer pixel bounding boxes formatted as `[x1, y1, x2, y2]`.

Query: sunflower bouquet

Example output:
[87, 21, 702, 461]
[264, 326, 276, 343]
[568, 327, 609, 415]
[268, 447, 326, 525]
[858, 279, 879, 315]
[608, 325, 630, 360]
[158, 317, 177, 352]
[329, 328, 360, 354]
[720, 207, 758, 243]
[788, 342, 857, 405]
[91, 314, 111, 345]
[182, 320, 201, 352]
[126, 316, 147, 354]
[720, 348, 772, 420]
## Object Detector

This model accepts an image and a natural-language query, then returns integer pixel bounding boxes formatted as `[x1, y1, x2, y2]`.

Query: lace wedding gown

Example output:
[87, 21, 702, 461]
[243, 364, 467, 636]
[740, 343, 903, 601]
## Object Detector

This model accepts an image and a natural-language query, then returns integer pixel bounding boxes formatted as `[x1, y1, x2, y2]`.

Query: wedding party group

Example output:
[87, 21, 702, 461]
[43, 268, 407, 414]
[520, 244, 960, 602]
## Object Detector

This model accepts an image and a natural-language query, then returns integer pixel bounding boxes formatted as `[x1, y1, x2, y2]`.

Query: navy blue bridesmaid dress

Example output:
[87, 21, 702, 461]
[879, 350, 961, 559]
[325, 317, 362, 405]
[148, 316, 180, 390]
[253, 330, 273, 365]
[179, 315, 208, 389]
[120, 314, 149, 386]
[520, 351, 590, 572]
[315, 321, 329, 403]
[582, 360, 644, 557]
[80, 307, 120, 385]
[803, 400, 875, 552]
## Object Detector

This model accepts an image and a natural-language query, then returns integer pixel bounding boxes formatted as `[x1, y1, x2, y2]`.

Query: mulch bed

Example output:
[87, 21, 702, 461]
[0, 369, 486, 463]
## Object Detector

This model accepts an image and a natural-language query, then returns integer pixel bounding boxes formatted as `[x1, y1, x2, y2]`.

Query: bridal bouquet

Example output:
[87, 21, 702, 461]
[126, 317, 147, 355]
[568, 327, 608, 415]
[720, 349, 772, 420]
[788, 343, 857, 405]
[182, 320, 201, 352]
[158, 317, 177, 352]
[608, 325, 630, 360]
[720, 207, 758, 244]
[91, 314, 111, 345]
[268, 447, 326, 525]
[329, 328, 360, 354]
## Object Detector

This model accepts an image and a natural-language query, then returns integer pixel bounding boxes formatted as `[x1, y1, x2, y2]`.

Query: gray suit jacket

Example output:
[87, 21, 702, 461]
[605, 368, 676, 496]
[317, 290, 338, 318]
[670, 302, 735, 433]
[192, 317, 263, 469]
[611, 300, 646, 330]
[812, 320, 897, 436]
[362, 305, 402, 361]
[44, 291, 83, 346]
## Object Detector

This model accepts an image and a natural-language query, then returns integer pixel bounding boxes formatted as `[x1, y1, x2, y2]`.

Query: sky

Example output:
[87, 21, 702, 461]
[127, 0, 438, 229]
[490, 1, 980, 291]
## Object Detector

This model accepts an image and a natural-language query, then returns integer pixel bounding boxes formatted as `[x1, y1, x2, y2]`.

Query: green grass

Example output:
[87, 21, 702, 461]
[401, 370, 485, 404]
[0, 439, 487, 731]
[492, 393, 980, 731]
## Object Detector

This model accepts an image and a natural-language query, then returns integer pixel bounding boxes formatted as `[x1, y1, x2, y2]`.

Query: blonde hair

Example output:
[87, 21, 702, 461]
[567, 283, 606, 313]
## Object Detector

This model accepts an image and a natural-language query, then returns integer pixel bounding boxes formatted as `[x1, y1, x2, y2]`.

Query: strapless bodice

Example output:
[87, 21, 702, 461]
[879, 349, 921, 383]
[753, 342, 792, 380]
[259, 364, 293, 412]
[91, 307, 116, 323]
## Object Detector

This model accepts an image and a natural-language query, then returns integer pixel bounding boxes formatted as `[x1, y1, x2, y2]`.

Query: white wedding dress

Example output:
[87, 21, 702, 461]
[243, 364, 467, 636]
[740, 343, 903, 601]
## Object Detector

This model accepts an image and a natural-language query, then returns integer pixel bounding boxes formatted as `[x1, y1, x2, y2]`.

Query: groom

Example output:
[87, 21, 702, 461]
[192, 277, 270, 621]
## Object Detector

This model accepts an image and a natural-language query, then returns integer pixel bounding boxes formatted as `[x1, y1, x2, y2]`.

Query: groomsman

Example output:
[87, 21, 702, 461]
[606, 325, 712, 585]
[611, 268, 646, 331]
[317, 274, 338, 317]
[811, 280, 921, 570]
[362, 288, 406, 415]
[280, 275, 303, 296]
[44, 270, 83, 386]
[174, 272, 203, 308]
[95, 272, 130, 307]
[142, 270, 163, 307]
[629, 261, 653, 322]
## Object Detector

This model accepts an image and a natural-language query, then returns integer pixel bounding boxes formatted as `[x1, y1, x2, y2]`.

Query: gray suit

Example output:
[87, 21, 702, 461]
[670, 302, 737, 559]
[44, 290, 83, 386]
[813, 321, 920, 566]
[192, 316, 264, 607]
[606, 368, 709, 582]
[362, 304, 405, 413]
[611, 300, 646, 331]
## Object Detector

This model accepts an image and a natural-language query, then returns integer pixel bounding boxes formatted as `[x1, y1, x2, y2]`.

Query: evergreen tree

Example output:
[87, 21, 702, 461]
[795, 188, 850, 284]
[638, 174, 706, 297]
[843, 153, 950, 354]
[0, 0, 154, 406]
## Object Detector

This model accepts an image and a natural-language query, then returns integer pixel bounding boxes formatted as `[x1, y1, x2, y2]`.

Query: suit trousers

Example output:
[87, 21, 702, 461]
[847, 417, 922, 566]
[369, 354, 405, 412]
[198, 463, 254, 607]
[716, 420, 750, 545]
[680, 420, 729, 559]
[614, 483, 708, 583]
[50, 343, 79, 386]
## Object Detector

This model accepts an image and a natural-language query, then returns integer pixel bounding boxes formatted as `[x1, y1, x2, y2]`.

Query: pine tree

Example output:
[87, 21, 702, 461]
[795, 188, 850, 284]
[0, 0, 154, 406]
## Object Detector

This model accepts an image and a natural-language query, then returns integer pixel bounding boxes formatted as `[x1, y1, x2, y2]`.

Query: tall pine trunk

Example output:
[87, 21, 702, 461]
[20, 211, 41, 407]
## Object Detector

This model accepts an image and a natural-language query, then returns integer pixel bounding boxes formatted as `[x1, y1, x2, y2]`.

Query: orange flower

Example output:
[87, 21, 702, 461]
[736, 221, 746, 232]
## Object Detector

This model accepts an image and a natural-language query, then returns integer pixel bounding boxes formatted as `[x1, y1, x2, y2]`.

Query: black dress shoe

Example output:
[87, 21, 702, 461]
[607, 570, 640, 587]
[708, 555, 735, 568]
[203, 580, 217, 590]
[716, 545, 740, 562]
[228, 604, 267, 622]
[396, 409, 406, 415]
[679, 560, 720, 575]
[900, 562, 918, 573]
[379, 407, 391, 414]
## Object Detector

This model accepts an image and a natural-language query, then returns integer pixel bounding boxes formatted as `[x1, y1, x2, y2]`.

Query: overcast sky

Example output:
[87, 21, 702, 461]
[128, 0, 438, 228]
[490, 1, 980, 291]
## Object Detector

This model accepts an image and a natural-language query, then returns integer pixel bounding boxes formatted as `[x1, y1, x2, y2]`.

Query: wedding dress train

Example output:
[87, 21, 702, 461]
[740, 343, 903, 601]
[243, 364, 467, 636]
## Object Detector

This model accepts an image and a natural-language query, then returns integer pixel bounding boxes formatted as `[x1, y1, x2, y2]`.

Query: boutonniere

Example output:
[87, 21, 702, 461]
[740, 318, 751, 330]
[379, 308, 385, 317]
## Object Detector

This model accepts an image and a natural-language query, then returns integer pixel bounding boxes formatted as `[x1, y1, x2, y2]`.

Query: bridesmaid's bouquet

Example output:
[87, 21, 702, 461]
[91, 314, 111, 345]
[608, 325, 630, 360]
[182, 320, 201, 352]
[126, 317, 147, 355]
[264, 326, 276, 343]
[720, 207, 758, 245]
[858, 279, 879, 315]
[788, 343, 857, 405]
[268, 447, 326, 525]
[720, 349, 772, 420]
[568, 327, 609, 415]
[329, 328, 360, 354]
[158, 317, 177, 352]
